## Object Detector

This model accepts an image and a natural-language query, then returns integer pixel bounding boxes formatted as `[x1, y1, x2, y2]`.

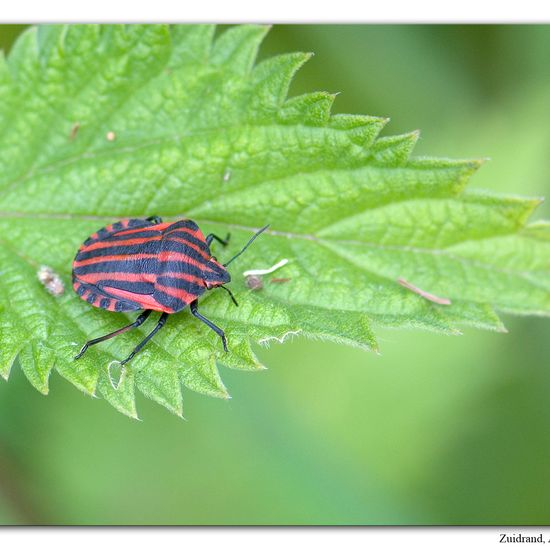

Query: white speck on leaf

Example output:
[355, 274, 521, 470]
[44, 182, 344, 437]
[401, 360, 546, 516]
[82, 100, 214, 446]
[243, 258, 289, 277]
[37, 265, 65, 296]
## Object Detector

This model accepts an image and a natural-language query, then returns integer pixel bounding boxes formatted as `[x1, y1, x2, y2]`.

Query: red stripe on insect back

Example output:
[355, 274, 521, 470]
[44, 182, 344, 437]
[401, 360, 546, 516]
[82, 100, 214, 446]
[79, 271, 157, 285]
[155, 283, 198, 305]
[157, 250, 215, 272]
[109, 223, 172, 237]
[82, 236, 162, 252]
[73, 253, 159, 268]
[166, 225, 204, 241]
[101, 286, 168, 312]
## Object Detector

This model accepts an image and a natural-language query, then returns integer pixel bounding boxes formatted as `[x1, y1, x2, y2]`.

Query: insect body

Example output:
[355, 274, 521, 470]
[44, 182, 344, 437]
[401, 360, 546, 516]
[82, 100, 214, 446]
[72, 216, 267, 365]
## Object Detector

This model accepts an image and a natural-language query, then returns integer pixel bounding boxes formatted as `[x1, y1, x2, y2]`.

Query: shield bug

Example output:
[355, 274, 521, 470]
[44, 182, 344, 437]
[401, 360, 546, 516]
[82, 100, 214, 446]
[72, 216, 268, 365]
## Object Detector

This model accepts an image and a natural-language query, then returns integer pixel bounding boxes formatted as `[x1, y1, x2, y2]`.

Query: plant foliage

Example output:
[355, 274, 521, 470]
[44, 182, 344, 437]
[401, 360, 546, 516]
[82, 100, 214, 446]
[0, 24, 548, 417]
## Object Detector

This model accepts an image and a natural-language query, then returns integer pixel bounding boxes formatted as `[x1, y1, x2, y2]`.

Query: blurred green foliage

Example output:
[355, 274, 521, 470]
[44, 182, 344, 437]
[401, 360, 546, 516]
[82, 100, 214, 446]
[1, 24, 550, 525]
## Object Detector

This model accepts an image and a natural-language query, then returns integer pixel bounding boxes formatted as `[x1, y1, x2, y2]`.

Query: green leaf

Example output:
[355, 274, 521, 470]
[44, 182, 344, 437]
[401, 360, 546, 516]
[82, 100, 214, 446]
[0, 24, 548, 418]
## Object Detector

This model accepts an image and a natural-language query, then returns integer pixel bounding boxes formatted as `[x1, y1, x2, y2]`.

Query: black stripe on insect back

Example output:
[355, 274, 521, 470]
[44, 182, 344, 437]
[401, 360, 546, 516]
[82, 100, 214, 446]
[160, 237, 211, 259]
[74, 259, 214, 279]
[95, 221, 124, 240]
[102, 228, 165, 241]
[164, 219, 200, 232]
[156, 276, 204, 296]
[76, 235, 209, 263]
[164, 230, 211, 252]
[152, 289, 188, 312]
[99, 219, 199, 242]
[98, 280, 155, 295]
[81, 218, 161, 246]
[73, 256, 159, 276]
[76, 240, 162, 261]
[76, 242, 213, 272]
[115, 300, 138, 312]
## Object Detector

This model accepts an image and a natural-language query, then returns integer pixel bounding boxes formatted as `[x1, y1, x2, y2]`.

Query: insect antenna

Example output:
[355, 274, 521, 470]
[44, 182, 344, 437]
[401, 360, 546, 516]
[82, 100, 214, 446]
[220, 285, 239, 307]
[223, 225, 270, 267]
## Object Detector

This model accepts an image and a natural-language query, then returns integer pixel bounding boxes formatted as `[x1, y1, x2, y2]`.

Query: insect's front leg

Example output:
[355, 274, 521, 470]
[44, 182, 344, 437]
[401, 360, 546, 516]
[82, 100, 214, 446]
[190, 299, 228, 352]
[205, 232, 231, 248]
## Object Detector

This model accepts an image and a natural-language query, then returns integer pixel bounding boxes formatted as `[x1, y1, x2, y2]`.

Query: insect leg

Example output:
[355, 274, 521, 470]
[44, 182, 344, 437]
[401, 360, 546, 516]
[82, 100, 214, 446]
[206, 232, 231, 247]
[146, 215, 163, 224]
[119, 312, 169, 366]
[74, 310, 153, 360]
[190, 299, 228, 352]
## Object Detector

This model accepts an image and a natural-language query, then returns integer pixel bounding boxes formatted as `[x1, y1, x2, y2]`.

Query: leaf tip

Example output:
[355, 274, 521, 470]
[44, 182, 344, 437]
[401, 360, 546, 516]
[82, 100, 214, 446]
[410, 129, 421, 147]
[298, 51, 315, 67]
[371, 130, 420, 165]
[217, 383, 232, 400]
[470, 157, 491, 170]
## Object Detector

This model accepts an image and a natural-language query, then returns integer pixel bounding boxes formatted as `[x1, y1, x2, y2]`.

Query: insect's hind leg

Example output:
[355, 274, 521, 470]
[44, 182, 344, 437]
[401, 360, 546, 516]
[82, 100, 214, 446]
[74, 310, 153, 360]
[120, 312, 169, 366]
[146, 215, 163, 224]
[206, 232, 231, 247]
[190, 299, 228, 352]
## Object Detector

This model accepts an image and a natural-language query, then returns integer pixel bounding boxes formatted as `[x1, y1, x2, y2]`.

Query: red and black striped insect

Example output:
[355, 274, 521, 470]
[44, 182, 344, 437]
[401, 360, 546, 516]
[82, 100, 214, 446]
[72, 216, 268, 365]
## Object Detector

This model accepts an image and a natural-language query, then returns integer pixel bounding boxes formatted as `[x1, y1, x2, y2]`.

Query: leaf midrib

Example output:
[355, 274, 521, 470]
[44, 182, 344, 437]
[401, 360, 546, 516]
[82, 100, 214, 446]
[0, 211, 539, 293]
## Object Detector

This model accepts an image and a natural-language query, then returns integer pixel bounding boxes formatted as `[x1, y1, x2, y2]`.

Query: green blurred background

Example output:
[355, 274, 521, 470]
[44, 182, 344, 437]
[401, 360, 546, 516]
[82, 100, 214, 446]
[0, 24, 549, 525]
